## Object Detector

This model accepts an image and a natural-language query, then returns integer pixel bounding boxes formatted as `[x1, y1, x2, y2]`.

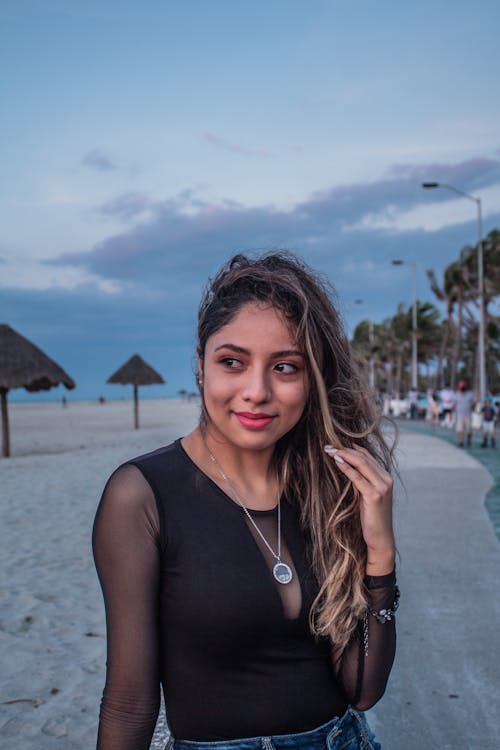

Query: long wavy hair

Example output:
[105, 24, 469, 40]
[197, 251, 394, 651]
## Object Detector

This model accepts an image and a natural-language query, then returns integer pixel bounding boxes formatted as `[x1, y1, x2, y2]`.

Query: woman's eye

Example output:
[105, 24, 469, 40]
[221, 357, 242, 369]
[275, 362, 298, 374]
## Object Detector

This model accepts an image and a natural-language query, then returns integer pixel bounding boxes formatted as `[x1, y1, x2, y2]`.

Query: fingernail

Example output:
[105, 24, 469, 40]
[324, 445, 338, 454]
[333, 454, 345, 464]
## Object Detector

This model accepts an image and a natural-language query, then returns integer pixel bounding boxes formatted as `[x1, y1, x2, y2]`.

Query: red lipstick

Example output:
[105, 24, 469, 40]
[234, 412, 276, 430]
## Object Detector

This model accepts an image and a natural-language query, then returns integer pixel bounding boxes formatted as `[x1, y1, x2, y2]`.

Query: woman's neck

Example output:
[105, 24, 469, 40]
[182, 426, 279, 510]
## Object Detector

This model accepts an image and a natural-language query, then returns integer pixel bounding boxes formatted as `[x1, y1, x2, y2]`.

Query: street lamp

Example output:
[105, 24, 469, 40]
[422, 181, 485, 402]
[391, 260, 418, 390]
[354, 299, 375, 388]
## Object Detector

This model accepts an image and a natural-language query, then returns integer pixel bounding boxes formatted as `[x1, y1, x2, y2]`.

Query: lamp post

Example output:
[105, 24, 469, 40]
[392, 260, 418, 390]
[422, 181, 485, 402]
[354, 299, 375, 388]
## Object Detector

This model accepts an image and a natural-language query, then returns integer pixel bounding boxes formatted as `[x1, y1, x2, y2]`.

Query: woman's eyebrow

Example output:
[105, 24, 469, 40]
[270, 349, 305, 359]
[214, 343, 304, 358]
[214, 344, 249, 354]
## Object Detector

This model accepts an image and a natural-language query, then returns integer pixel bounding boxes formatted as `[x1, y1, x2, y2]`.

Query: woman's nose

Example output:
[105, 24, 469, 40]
[241, 367, 271, 403]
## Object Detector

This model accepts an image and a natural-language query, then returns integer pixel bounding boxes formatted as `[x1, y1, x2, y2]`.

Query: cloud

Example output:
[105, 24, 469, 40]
[6, 154, 500, 400]
[48, 155, 500, 296]
[0, 258, 123, 294]
[347, 171, 500, 234]
[82, 149, 117, 172]
[0, 149, 478, 341]
[385, 155, 500, 190]
[200, 132, 272, 158]
[98, 191, 156, 221]
[347, 183, 500, 234]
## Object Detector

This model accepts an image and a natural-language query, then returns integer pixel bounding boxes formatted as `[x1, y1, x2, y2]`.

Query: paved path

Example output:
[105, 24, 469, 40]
[368, 431, 500, 750]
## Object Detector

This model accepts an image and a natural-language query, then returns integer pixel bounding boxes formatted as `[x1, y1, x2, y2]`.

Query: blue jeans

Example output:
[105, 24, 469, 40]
[166, 707, 381, 750]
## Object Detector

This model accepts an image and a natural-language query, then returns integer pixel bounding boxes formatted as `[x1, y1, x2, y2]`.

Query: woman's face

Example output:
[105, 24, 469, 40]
[199, 302, 309, 453]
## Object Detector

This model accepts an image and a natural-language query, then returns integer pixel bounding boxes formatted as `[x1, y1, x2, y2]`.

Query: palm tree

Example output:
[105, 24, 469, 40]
[352, 319, 394, 392]
[385, 304, 411, 397]
[427, 256, 476, 389]
[351, 228, 500, 395]
[460, 231, 500, 391]
[414, 301, 442, 381]
[351, 319, 372, 383]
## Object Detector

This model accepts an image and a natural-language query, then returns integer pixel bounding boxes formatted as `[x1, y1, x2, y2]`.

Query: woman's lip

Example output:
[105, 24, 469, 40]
[236, 412, 274, 419]
[234, 412, 276, 429]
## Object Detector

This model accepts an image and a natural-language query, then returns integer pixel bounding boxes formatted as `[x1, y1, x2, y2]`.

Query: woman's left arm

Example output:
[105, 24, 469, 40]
[92, 466, 161, 750]
[326, 445, 398, 709]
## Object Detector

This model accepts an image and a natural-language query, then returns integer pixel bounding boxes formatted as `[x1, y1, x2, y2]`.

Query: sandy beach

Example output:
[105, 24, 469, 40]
[0, 399, 200, 749]
[2, 400, 499, 749]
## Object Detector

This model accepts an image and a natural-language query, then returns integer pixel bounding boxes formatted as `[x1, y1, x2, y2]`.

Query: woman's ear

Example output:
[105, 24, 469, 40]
[196, 347, 204, 388]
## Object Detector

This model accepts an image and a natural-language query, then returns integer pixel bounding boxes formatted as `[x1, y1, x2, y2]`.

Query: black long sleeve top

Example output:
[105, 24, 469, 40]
[92, 440, 396, 749]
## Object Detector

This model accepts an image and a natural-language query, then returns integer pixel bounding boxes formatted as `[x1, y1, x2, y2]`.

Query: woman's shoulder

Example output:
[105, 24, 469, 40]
[112, 438, 202, 509]
[125, 438, 194, 484]
[101, 440, 184, 507]
[127, 439, 182, 471]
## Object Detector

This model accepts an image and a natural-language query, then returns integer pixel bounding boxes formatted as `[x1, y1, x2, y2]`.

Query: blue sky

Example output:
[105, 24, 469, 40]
[2, 0, 500, 401]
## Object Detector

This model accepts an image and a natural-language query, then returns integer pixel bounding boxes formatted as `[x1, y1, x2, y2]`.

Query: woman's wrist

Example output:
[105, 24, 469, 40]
[364, 568, 396, 589]
[365, 549, 396, 577]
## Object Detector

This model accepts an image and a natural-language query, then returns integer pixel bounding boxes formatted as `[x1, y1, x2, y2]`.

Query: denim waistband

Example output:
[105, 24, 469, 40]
[166, 706, 379, 750]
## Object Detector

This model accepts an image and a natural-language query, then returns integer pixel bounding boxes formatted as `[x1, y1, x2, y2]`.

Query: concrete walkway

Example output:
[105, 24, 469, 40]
[368, 430, 500, 750]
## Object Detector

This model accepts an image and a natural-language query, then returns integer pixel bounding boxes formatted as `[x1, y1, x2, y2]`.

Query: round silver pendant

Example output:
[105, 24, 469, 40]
[273, 562, 293, 585]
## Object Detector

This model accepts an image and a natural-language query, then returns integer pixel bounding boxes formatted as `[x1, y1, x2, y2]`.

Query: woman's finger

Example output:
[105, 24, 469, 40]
[326, 452, 386, 501]
[333, 461, 375, 498]
[325, 445, 391, 490]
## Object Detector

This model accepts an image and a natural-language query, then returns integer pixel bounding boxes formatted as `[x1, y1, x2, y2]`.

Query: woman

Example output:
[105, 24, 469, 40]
[93, 252, 398, 750]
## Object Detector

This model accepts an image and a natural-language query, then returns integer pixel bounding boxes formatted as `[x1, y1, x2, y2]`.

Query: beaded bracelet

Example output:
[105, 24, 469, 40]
[368, 585, 400, 623]
[362, 585, 400, 655]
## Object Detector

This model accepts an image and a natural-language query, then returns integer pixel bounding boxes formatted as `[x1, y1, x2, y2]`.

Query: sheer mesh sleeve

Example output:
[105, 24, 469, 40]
[333, 571, 397, 711]
[92, 465, 161, 750]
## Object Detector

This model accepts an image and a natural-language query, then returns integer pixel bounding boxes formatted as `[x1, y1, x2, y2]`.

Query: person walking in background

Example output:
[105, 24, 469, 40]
[471, 402, 483, 434]
[439, 384, 455, 428]
[408, 388, 418, 420]
[426, 389, 439, 426]
[454, 380, 475, 448]
[481, 398, 497, 448]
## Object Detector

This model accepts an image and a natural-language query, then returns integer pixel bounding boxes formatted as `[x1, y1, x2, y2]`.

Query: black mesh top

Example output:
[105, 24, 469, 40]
[92, 440, 396, 749]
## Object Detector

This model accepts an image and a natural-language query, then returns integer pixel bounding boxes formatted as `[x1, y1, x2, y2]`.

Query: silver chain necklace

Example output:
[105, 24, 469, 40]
[204, 442, 293, 585]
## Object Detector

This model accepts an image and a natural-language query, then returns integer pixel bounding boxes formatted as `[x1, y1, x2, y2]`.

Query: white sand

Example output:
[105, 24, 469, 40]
[2, 403, 497, 749]
[0, 399, 200, 749]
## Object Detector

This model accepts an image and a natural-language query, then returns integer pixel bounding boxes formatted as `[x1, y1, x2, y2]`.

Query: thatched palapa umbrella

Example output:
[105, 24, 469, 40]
[0, 324, 76, 458]
[107, 354, 165, 429]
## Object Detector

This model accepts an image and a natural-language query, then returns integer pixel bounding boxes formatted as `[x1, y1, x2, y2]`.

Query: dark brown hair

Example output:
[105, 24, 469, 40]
[197, 251, 393, 649]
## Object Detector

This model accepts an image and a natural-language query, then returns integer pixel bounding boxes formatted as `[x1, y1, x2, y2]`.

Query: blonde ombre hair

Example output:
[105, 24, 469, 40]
[197, 252, 394, 651]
